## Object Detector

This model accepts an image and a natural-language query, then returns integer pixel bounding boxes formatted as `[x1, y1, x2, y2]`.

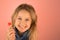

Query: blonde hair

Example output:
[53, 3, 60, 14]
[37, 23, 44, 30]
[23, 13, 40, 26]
[11, 4, 37, 40]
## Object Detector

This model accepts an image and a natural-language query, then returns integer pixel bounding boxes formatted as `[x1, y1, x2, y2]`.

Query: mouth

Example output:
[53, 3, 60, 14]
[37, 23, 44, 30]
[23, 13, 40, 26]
[18, 25, 20, 27]
[18, 25, 27, 29]
[18, 25, 24, 29]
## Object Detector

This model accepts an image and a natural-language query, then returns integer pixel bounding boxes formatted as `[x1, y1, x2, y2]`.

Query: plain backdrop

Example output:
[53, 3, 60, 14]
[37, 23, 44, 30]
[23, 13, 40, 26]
[0, 0, 60, 40]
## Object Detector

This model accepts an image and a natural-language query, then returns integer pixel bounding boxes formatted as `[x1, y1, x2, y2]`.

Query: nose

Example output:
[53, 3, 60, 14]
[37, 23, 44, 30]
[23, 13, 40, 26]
[20, 21, 26, 27]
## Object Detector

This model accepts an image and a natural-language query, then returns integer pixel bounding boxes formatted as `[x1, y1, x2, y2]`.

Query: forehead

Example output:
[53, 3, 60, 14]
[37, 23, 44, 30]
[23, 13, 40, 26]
[17, 10, 31, 18]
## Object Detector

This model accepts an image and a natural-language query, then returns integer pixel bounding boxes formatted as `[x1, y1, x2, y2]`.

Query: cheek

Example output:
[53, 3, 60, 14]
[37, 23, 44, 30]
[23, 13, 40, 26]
[26, 22, 31, 28]
[15, 20, 20, 26]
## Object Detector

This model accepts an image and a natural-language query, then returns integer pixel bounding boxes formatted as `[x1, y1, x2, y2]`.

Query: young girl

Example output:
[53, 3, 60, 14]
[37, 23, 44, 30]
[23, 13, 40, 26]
[7, 4, 37, 40]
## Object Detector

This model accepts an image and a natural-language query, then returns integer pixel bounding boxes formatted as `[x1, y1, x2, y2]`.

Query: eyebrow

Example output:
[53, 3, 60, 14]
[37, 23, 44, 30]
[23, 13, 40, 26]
[18, 16, 31, 18]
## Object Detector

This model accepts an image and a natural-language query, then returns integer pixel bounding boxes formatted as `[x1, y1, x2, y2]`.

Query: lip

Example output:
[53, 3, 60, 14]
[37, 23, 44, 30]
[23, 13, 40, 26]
[18, 25, 24, 29]
[18, 25, 27, 28]
[18, 25, 22, 28]
[18, 25, 20, 27]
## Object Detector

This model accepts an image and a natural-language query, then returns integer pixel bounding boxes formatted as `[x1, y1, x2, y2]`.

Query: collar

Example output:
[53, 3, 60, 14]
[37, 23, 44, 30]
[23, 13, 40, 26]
[15, 27, 30, 40]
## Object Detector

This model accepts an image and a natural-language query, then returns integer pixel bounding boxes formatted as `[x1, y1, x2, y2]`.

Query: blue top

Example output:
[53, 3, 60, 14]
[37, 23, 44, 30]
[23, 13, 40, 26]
[15, 27, 30, 40]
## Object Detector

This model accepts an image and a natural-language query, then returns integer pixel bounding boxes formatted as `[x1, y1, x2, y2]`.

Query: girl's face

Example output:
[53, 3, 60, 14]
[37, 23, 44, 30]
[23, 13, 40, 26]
[14, 10, 32, 33]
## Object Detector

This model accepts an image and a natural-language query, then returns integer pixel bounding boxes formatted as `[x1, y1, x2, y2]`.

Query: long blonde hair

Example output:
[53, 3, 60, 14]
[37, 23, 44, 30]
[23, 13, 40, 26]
[11, 4, 37, 40]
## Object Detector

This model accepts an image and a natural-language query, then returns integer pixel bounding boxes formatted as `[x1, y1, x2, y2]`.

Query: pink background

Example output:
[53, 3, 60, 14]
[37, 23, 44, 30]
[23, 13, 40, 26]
[0, 0, 60, 40]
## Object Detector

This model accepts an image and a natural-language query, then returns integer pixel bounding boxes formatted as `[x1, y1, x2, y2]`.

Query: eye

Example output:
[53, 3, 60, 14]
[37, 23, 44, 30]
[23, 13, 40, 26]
[25, 19, 29, 21]
[18, 18, 22, 20]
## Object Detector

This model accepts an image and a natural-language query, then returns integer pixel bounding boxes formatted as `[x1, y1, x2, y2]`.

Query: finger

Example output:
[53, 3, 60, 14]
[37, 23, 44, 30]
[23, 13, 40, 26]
[9, 33, 15, 38]
[8, 34, 15, 40]
[9, 28, 15, 31]
[7, 28, 15, 37]
[7, 31, 15, 39]
[8, 31, 15, 36]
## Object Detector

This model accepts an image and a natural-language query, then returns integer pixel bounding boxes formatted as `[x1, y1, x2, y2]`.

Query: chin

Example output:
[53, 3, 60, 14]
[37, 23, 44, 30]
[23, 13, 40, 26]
[19, 29, 27, 33]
